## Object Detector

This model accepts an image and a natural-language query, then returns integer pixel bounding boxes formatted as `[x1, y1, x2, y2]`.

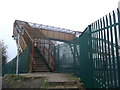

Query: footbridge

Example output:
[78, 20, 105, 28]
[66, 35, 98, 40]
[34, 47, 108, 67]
[13, 20, 81, 72]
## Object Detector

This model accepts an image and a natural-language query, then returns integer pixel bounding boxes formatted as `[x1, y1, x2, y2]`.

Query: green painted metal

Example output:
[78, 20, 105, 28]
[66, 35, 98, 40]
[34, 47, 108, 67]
[117, 8, 120, 88]
[56, 8, 120, 88]
[105, 15, 112, 88]
[2, 46, 30, 76]
[109, 12, 117, 87]
[103, 17, 108, 88]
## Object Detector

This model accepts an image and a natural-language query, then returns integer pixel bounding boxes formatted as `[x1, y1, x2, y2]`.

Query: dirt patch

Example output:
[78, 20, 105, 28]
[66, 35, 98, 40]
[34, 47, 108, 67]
[2, 74, 45, 88]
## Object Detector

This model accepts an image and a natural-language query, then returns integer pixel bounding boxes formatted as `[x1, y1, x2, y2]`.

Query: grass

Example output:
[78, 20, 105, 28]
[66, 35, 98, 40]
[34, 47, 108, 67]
[41, 77, 61, 88]
[4, 74, 31, 87]
[41, 77, 48, 88]
[5, 74, 30, 81]
[3, 74, 46, 88]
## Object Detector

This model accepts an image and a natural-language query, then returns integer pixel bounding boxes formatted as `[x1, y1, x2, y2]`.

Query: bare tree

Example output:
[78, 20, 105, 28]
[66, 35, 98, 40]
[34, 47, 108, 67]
[0, 40, 7, 66]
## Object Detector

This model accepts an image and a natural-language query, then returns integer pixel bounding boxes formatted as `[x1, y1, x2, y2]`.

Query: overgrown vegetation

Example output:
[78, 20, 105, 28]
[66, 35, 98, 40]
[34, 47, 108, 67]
[5, 74, 30, 82]
[0, 40, 8, 66]
[2, 74, 45, 88]
[41, 77, 49, 88]
[4, 74, 31, 87]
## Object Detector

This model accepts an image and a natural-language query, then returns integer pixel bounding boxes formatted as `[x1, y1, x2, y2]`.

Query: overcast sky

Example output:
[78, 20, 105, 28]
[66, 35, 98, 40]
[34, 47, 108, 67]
[0, 0, 119, 61]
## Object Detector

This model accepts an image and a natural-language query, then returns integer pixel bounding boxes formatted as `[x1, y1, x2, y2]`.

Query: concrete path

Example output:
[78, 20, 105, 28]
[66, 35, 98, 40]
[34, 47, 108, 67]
[20, 72, 76, 83]
[18, 73, 85, 89]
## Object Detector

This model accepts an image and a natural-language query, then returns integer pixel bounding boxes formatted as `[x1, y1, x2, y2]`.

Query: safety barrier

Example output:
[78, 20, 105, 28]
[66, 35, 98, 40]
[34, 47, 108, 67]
[2, 46, 30, 76]
[56, 8, 120, 88]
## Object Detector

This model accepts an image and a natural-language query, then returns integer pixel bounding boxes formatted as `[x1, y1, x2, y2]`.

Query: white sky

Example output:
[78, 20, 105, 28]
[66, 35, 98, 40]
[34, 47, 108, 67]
[0, 0, 119, 61]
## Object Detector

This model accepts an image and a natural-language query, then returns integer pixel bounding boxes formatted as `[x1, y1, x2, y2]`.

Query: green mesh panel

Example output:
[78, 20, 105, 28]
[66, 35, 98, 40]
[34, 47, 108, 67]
[2, 46, 30, 75]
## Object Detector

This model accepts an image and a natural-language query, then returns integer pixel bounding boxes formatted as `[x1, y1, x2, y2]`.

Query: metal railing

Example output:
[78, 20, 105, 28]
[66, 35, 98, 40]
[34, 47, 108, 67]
[28, 22, 77, 34]
[34, 39, 55, 71]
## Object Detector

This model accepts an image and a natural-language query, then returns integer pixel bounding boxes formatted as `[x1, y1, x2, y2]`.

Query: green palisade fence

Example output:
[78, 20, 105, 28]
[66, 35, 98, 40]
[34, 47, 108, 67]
[2, 46, 30, 76]
[89, 9, 120, 88]
[56, 8, 120, 88]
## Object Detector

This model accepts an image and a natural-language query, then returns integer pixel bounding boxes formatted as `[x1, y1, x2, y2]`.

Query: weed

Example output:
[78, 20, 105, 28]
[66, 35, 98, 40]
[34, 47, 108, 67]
[5, 74, 30, 81]
[41, 77, 49, 88]
[15, 84, 20, 88]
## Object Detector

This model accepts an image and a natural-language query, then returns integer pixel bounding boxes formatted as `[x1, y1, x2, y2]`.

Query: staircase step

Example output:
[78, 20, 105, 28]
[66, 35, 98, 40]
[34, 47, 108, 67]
[34, 59, 45, 61]
[34, 64, 48, 67]
[34, 60, 46, 63]
[46, 86, 79, 90]
[47, 81, 77, 85]
[45, 79, 82, 90]
[34, 55, 42, 57]
[34, 61, 46, 64]
[33, 67, 50, 70]
[34, 63, 46, 65]
[33, 69, 51, 72]
[32, 46, 52, 72]
[33, 67, 51, 72]
[34, 64, 50, 68]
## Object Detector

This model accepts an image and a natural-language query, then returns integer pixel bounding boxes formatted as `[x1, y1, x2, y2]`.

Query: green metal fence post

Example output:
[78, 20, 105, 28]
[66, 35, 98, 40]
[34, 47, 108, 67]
[117, 8, 120, 87]
[95, 21, 100, 88]
[88, 25, 94, 88]
[73, 43, 77, 75]
[103, 17, 109, 88]
[113, 10, 120, 87]
[57, 44, 60, 69]
[109, 13, 117, 87]
[100, 18, 106, 88]
[105, 15, 113, 88]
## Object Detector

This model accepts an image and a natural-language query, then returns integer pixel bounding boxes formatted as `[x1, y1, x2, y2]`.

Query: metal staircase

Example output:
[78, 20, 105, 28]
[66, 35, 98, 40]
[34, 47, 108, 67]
[33, 47, 51, 72]
[13, 20, 56, 72]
